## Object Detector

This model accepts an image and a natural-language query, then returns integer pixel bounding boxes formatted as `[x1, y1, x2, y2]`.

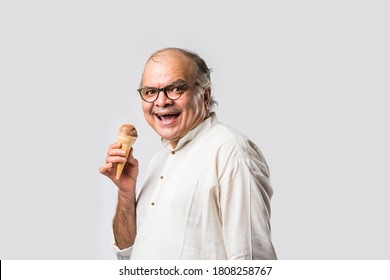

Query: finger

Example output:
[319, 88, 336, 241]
[99, 163, 113, 175]
[109, 142, 122, 149]
[127, 148, 139, 165]
[107, 148, 126, 157]
[105, 155, 127, 164]
[128, 147, 134, 158]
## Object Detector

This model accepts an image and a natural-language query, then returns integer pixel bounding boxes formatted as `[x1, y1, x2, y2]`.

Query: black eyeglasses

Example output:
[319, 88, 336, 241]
[137, 83, 199, 103]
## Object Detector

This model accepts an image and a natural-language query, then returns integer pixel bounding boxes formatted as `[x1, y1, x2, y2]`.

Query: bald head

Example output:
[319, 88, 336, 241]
[142, 49, 197, 87]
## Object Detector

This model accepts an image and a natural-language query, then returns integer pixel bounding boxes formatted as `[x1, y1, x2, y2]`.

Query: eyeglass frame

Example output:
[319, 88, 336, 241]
[137, 82, 200, 103]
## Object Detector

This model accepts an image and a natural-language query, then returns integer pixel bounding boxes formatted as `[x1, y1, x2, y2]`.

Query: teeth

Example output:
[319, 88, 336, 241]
[161, 114, 177, 121]
[156, 113, 180, 122]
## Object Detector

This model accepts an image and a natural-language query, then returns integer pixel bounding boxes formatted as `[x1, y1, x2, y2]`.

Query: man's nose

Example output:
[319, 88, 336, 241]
[154, 90, 173, 106]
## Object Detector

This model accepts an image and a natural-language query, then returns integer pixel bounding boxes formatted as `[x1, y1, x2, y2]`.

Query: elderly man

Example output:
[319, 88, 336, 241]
[99, 48, 277, 259]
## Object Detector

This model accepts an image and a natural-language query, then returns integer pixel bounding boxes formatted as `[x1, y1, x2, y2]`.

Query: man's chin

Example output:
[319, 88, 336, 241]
[156, 129, 180, 141]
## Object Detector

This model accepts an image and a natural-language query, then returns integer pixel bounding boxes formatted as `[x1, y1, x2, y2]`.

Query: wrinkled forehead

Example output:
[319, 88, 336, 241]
[141, 51, 196, 86]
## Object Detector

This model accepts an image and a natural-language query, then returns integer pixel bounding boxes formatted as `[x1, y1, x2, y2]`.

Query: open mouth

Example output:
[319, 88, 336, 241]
[155, 112, 181, 123]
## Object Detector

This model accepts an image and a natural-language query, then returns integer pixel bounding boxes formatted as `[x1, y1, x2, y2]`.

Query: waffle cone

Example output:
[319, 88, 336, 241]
[115, 135, 137, 179]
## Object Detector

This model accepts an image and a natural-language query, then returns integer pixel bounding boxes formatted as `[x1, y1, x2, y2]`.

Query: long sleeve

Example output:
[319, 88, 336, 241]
[219, 142, 277, 260]
[111, 223, 132, 260]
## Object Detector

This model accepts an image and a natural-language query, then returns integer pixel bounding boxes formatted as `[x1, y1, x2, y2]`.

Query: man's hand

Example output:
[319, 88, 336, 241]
[99, 142, 139, 197]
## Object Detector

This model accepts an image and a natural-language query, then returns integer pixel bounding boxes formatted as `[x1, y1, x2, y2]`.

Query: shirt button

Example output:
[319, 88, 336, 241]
[160, 176, 164, 179]
[151, 202, 155, 206]
[171, 151, 175, 155]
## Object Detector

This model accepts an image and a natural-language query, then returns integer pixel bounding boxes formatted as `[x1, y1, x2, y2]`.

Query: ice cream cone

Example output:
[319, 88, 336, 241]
[115, 124, 138, 179]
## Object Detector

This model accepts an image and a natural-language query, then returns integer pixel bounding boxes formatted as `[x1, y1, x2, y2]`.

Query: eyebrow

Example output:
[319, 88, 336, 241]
[142, 79, 188, 88]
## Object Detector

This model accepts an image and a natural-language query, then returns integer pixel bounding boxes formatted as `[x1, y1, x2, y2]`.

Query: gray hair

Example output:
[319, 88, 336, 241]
[146, 47, 218, 111]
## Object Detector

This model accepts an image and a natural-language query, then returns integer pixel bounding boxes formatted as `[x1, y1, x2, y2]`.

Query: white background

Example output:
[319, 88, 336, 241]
[0, 0, 389, 259]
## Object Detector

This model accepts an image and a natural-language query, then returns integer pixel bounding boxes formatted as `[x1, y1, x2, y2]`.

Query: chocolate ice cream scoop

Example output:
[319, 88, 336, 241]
[118, 124, 138, 137]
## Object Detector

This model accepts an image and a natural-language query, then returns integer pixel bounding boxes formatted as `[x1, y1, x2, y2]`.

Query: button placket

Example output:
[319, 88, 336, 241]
[149, 151, 175, 208]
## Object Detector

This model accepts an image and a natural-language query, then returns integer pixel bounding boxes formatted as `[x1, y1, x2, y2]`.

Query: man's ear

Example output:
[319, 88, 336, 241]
[203, 87, 211, 105]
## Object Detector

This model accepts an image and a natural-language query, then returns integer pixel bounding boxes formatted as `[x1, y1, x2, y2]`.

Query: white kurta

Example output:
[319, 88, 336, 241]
[113, 113, 276, 259]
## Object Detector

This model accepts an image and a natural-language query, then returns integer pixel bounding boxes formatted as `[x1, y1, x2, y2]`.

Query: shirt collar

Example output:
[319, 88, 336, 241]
[162, 112, 218, 151]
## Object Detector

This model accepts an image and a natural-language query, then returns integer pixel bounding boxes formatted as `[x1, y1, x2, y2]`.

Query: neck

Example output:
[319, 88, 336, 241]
[169, 112, 212, 149]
